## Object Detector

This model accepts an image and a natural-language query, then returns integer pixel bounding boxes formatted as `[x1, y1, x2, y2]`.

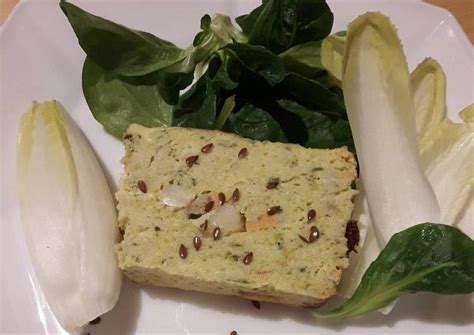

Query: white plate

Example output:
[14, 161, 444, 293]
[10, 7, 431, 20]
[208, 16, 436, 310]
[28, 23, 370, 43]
[1, 0, 473, 334]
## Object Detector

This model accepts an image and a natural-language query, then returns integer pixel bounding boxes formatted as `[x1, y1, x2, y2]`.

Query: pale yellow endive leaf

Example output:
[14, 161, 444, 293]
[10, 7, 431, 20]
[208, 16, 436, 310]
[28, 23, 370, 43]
[17, 101, 121, 332]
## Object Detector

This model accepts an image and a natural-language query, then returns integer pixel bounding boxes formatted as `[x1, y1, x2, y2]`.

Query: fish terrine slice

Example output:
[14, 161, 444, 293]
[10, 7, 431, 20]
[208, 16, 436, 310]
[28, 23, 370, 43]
[115, 125, 358, 307]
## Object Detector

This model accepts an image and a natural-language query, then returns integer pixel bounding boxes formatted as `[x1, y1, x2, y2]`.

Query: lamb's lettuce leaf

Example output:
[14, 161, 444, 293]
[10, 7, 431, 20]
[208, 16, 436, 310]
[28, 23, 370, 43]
[222, 43, 285, 85]
[61, 1, 186, 76]
[280, 73, 346, 115]
[279, 41, 325, 79]
[172, 75, 217, 129]
[228, 103, 287, 142]
[314, 223, 474, 320]
[277, 99, 352, 148]
[158, 14, 247, 105]
[238, 0, 333, 54]
[82, 57, 173, 137]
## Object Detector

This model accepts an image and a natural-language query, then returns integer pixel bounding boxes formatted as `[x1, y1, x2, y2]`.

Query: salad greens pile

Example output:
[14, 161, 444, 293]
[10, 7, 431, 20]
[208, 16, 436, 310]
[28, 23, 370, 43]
[60, 0, 474, 322]
[60, 0, 352, 149]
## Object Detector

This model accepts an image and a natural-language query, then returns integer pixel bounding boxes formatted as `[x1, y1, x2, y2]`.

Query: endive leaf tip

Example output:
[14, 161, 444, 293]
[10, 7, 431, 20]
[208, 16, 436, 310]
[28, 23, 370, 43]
[412, 57, 445, 78]
[411, 56, 447, 141]
[459, 103, 474, 123]
[346, 12, 397, 33]
[421, 57, 439, 65]
[343, 12, 408, 77]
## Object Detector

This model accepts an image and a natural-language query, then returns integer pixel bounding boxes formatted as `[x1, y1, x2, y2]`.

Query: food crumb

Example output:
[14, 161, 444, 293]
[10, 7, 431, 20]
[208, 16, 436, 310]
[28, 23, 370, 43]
[251, 300, 261, 310]
[345, 221, 360, 254]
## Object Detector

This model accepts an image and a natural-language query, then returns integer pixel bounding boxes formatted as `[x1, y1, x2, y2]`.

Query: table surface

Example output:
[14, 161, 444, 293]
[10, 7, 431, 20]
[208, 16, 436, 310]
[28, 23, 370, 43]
[1, 0, 473, 42]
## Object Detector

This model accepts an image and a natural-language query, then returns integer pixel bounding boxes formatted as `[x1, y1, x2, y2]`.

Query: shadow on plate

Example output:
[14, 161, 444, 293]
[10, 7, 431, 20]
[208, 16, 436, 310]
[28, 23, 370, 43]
[83, 278, 142, 335]
[88, 277, 473, 334]
[142, 283, 318, 325]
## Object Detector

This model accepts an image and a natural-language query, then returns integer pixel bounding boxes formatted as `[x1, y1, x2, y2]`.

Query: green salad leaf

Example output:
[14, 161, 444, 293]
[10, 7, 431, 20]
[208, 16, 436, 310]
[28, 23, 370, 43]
[222, 43, 285, 85]
[314, 223, 474, 320]
[173, 75, 217, 129]
[228, 103, 287, 141]
[238, 0, 334, 54]
[208, 54, 241, 91]
[156, 65, 195, 105]
[193, 14, 247, 63]
[279, 41, 325, 78]
[82, 57, 173, 137]
[235, 2, 265, 36]
[278, 99, 352, 148]
[281, 73, 345, 114]
[60, 2, 186, 77]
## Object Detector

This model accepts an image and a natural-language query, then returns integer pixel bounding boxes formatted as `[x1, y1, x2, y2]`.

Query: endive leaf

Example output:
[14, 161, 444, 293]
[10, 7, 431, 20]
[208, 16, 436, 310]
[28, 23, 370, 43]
[16, 101, 121, 332]
[411, 57, 447, 141]
[321, 37, 449, 139]
[321, 13, 474, 321]
[322, 14, 473, 315]
[460, 103, 474, 122]
[341, 12, 440, 245]
[420, 105, 474, 226]
[338, 183, 381, 299]
[323, 29, 473, 272]
[320, 31, 345, 83]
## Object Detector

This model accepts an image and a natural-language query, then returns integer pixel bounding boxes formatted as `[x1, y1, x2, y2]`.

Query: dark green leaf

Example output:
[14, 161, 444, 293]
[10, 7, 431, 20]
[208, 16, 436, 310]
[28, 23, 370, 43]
[200, 14, 212, 29]
[155, 50, 200, 105]
[235, 1, 266, 35]
[278, 100, 352, 148]
[156, 69, 194, 105]
[314, 223, 474, 320]
[331, 119, 353, 148]
[173, 76, 217, 128]
[232, 70, 308, 144]
[281, 72, 345, 114]
[223, 43, 285, 85]
[61, 1, 186, 76]
[193, 30, 210, 48]
[228, 104, 287, 142]
[193, 14, 247, 63]
[279, 41, 325, 78]
[208, 55, 241, 91]
[82, 57, 173, 137]
[243, 0, 334, 54]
